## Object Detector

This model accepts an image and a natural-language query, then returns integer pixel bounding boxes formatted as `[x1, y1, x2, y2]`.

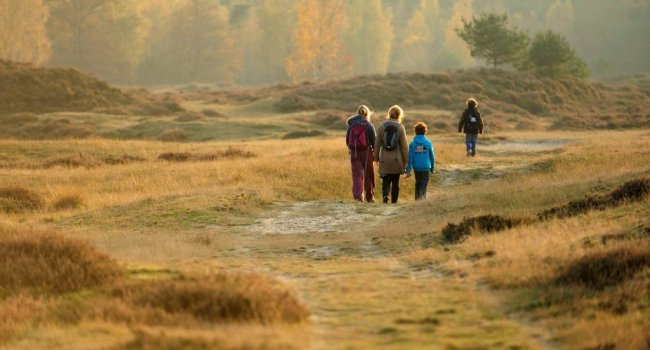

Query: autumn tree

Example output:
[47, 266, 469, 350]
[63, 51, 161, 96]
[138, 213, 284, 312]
[138, 0, 237, 85]
[0, 0, 51, 65]
[390, 0, 438, 72]
[286, 0, 350, 81]
[242, 0, 296, 85]
[343, 0, 393, 75]
[528, 30, 589, 79]
[47, 0, 150, 83]
[443, 0, 474, 67]
[456, 13, 528, 68]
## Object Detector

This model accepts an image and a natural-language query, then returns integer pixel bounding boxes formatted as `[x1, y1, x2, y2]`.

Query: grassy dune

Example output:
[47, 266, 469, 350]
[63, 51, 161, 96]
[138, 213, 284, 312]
[1, 63, 649, 349]
[0, 126, 648, 349]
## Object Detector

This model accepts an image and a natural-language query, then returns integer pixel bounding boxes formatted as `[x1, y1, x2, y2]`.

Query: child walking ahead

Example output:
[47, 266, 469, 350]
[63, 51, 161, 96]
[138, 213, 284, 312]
[458, 98, 483, 157]
[405, 122, 435, 200]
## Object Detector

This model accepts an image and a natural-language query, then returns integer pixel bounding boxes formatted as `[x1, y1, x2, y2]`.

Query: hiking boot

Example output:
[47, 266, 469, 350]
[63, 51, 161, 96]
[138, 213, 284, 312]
[382, 196, 389, 204]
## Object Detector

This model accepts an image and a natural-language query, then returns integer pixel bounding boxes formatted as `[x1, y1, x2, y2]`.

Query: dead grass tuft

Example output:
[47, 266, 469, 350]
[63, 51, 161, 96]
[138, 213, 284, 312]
[0, 187, 44, 213]
[51, 193, 84, 211]
[111, 273, 309, 324]
[41, 153, 146, 169]
[119, 330, 221, 350]
[0, 227, 122, 294]
[442, 215, 525, 243]
[556, 247, 650, 289]
[157, 147, 255, 162]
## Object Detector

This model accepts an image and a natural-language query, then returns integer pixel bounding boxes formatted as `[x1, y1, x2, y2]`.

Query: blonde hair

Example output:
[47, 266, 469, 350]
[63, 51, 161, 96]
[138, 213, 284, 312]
[466, 98, 478, 109]
[387, 105, 403, 122]
[357, 105, 372, 118]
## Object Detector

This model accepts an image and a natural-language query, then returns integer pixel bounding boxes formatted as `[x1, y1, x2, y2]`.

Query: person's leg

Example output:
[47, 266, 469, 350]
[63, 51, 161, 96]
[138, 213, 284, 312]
[381, 175, 390, 203]
[390, 174, 400, 203]
[465, 133, 472, 156]
[415, 171, 429, 200]
[364, 151, 375, 202]
[471, 134, 478, 157]
[350, 155, 364, 201]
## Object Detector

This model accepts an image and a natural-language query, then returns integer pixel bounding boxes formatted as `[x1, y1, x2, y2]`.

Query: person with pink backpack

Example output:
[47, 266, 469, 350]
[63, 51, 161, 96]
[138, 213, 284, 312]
[346, 105, 376, 202]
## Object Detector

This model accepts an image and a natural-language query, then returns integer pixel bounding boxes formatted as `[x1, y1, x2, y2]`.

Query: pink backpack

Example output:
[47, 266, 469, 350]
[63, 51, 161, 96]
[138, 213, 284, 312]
[348, 123, 368, 150]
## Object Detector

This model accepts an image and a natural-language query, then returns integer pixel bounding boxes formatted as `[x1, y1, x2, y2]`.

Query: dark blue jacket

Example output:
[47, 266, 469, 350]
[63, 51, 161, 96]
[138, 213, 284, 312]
[406, 134, 435, 173]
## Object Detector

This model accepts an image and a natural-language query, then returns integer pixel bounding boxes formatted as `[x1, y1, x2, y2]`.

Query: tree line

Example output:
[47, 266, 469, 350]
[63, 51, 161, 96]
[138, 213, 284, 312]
[0, 0, 646, 86]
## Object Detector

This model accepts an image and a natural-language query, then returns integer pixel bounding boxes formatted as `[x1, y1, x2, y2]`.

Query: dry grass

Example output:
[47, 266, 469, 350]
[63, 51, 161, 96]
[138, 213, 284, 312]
[110, 273, 309, 324]
[157, 147, 255, 162]
[0, 187, 44, 213]
[50, 192, 85, 211]
[0, 129, 648, 348]
[0, 226, 122, 294]
[556, 246, 650, 289]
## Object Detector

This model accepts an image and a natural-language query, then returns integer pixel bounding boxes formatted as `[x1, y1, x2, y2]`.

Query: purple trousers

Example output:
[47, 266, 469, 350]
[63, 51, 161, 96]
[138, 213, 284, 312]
[350, 149, 375, 202]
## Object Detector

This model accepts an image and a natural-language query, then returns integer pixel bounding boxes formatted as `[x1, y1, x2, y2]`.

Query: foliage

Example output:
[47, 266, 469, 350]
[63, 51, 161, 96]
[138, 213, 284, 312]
[47, 0, 150, 83]
[456, 13, 529, 68]
[344, 0, 394, 75]
[0, 0, 51, 65]
[286, 0, 350, 81]
[528, 30, 590, 79]
[138, 0, 238, 85]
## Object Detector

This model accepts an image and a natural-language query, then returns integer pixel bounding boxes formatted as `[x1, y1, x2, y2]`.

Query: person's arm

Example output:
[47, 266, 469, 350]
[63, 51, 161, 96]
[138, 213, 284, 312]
[366, 122, 376, 151]
[477, 111, 484, 134]
[429, 142, 435, 173]
[406, 142, 414, 174]
[399, 125, 409, 170]
[458, 110, 467, 133]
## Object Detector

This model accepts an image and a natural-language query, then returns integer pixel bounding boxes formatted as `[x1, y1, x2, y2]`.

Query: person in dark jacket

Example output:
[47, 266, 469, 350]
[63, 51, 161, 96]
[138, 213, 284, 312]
[458, 98, 484, 157]
[405, 122, 435, 200]
[346, 105, 376, 202]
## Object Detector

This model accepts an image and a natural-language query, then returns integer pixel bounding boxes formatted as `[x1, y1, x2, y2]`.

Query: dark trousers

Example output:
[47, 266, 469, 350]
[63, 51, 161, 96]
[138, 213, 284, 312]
[414, 171, 430, 200]
[350, 149, 375, 202]
[381, 174, 401, 203]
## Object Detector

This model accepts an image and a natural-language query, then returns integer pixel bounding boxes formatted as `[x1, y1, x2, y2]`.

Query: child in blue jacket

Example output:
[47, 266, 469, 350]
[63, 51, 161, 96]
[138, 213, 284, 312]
[405, 122, 435, 200]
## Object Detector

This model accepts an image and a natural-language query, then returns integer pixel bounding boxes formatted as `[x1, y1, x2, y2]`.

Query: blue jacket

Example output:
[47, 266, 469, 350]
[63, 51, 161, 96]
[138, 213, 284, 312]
[406, 134, 435, 173]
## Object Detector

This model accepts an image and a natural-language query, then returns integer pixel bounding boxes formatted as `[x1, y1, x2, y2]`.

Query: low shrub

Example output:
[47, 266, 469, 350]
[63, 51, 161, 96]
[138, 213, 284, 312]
[51, 193, 84, 211]
[42, 154, 104, 168]
[281, 130, 325, 140]
[539, 177, 650, 220]
[442, 215, 525, 243]
[0, 228, 122, 294]
[157, 147, 255, 162]
[111, 273, 309, 324]
[556, 247, 650, 289]
[0, 187, 44, 213]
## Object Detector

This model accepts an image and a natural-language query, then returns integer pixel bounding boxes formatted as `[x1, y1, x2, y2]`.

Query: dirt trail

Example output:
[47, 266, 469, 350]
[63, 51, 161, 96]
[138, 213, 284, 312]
[239, 138, 565, 349]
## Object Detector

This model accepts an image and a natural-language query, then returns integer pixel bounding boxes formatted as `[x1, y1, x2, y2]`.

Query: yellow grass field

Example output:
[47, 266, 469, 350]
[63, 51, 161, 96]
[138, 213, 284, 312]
[1, 122, 649, 349]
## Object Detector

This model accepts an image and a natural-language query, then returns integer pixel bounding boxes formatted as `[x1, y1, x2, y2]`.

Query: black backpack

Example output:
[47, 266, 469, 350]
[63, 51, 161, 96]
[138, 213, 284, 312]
[383, 124, 399, 151]
[466, 109, 480, 133]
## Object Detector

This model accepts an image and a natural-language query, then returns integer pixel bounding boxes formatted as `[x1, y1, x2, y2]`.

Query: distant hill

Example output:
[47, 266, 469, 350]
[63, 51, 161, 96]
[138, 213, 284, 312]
[0, 61, 184, 117]
[0, 60, 135, 114]
[206, 69, 650, 131]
